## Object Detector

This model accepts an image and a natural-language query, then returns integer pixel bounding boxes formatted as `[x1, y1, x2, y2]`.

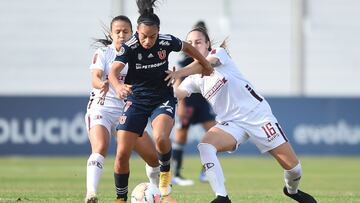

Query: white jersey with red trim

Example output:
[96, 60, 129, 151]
[87, 44, 128, 110]
[178, 47, 264, 123]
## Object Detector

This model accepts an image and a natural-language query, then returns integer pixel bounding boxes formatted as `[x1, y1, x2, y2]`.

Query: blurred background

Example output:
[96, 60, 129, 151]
[0, 0, 359, 156]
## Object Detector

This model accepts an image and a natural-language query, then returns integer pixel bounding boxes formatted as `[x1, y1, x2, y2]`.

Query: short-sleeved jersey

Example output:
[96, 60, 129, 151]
[178, 47, 264, 123]
[113, 32, 183, 105]
[88, 44, 128, 109]
[176, 53, 216, 127]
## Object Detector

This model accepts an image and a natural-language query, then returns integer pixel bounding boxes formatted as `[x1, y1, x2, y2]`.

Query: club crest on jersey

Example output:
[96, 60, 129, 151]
[118, 47, 125, 56]
[157, 50, 166, 60]
[138, 53, 143, 60]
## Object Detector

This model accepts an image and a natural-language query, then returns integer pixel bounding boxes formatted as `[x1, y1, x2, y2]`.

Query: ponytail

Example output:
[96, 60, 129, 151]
[136, 0, 160, 28]
[220, 37, 229, 49]
[220, 37, 231, 56]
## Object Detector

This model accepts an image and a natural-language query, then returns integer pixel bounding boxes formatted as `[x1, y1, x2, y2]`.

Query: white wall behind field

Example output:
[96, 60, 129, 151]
[0, 0, 359, 96]
[0, 0, 113, 95]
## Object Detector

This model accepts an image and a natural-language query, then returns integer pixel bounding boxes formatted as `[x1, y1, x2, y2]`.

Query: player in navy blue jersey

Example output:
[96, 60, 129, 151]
[84, 15, 161, 203]
[108, 0, 212, 202]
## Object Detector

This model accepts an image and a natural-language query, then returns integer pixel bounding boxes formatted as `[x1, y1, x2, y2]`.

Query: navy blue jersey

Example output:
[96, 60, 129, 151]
[114, 32, 183, 105]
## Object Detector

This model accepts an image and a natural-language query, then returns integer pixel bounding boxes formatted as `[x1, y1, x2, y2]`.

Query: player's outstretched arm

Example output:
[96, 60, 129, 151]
[182, 42, 213, 75]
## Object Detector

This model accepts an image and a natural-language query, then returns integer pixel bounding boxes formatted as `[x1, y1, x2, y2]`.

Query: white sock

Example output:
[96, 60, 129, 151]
[284, 162, 302, 194]
[145, 164, 160, 187]
[198, 143, 227, 197]
[86, 153, 105, 194]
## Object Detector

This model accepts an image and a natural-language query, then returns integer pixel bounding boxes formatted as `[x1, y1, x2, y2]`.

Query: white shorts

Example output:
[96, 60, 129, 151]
[85, 107, 122, 136]
[215, 101, 288, 153]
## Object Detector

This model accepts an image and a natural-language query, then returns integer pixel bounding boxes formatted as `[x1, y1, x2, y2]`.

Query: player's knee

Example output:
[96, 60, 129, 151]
[115, 149, 132, 162]
[154, 135, 169, 147]
[93, 144, 108, 156]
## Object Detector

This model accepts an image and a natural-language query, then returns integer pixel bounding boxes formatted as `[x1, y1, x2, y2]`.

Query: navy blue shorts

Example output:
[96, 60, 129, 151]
[180, 93, 216, 129]
[116, 97, 176, 136]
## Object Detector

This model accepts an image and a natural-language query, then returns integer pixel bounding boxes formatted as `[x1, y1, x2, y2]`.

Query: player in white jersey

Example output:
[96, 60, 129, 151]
[165, 27, 317, 203]
[172, 21, 217, 186]
[84, 15, 160, 203]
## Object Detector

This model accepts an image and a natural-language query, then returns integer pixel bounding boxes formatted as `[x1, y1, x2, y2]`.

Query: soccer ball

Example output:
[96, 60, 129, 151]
[131, 182, 161, 203]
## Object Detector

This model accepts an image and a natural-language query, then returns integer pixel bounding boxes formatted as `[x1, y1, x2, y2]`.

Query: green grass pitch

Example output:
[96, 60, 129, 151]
[0, 156, 359, 203]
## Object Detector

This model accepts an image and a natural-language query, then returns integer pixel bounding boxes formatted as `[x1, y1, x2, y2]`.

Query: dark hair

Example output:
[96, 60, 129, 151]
[188, 22, 212, 51]
[136, 0, 160, 28]
[94, 15, 132, 46]
[193, 21, 207, 32]
[188, 21, 229, 53]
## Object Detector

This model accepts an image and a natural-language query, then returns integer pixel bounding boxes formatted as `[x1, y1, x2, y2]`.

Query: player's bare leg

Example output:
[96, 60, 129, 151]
[198, 127, 234, 203]
[269, 142, 317, 203]
[152, 114, 174, 197]
[85, 125, 110, 203]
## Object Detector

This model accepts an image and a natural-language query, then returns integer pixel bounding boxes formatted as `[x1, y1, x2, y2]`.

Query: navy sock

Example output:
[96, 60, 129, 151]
[172, 143, 184, 176]
[158, 150, 172, 172]
[114, 172, 129, 201]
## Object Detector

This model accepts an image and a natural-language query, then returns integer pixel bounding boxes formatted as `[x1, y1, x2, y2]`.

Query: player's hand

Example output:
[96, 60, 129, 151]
[165, 66, 178, 86]
[115, 83, 132, 99]
[100, 80, 109, 97]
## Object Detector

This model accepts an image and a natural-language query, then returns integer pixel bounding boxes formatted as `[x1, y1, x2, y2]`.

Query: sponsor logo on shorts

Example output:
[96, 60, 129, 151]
[160, 101, 174, 114]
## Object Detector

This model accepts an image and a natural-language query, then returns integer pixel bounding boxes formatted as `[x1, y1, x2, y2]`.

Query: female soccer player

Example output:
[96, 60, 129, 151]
[172, 21, 217, 186]
[84, 15, 160, 203]
[108, 0, 212, 202]
[165, 27, 317, 203]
